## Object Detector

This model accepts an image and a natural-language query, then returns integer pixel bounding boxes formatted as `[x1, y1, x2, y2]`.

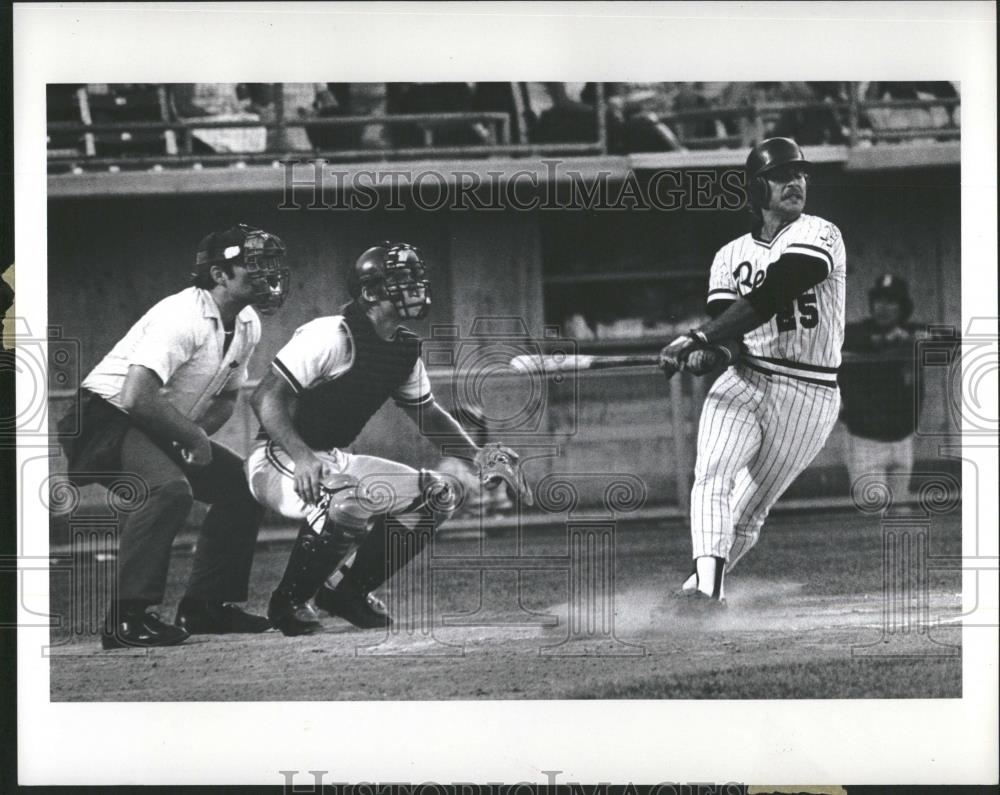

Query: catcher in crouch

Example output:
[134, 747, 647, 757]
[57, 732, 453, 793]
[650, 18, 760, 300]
[248, 242, 531, 636]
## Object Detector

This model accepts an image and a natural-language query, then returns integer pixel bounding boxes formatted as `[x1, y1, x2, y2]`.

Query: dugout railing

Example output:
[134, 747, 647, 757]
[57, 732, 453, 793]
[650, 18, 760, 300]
[45, 83, 961, 173]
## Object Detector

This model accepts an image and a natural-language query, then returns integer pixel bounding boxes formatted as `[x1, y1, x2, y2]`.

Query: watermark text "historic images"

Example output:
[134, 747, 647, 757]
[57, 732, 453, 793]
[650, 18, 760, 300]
[279, 159, 747, 213]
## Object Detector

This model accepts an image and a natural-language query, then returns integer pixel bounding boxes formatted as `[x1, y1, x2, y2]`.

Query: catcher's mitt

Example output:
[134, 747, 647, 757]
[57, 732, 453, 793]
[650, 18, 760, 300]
[474, 442, 534, 506]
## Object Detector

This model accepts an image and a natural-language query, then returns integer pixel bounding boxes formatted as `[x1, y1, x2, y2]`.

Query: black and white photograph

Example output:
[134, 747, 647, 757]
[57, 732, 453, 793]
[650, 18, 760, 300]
[6, 2, 998, 789]
[43, 77, 967, 696]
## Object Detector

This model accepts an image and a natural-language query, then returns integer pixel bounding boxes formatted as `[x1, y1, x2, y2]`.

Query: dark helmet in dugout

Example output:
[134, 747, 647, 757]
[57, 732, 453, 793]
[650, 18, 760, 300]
[868, 273, 914, 322]
[745, 137, 812, 209]
[348, 242, 431, 320]
[194, 223, 290, 315]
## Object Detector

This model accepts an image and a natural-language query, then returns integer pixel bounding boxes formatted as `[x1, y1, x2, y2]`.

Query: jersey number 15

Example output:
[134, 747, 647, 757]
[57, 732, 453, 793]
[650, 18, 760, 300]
[776, 293, 819, 332]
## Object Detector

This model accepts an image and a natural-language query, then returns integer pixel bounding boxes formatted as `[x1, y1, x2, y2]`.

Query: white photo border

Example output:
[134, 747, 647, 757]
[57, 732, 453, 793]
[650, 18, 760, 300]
[14, 0, 999, 786]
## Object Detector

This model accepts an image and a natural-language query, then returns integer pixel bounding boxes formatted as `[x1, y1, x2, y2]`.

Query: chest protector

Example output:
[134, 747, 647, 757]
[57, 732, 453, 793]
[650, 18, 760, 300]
[292, 302, 421, 450]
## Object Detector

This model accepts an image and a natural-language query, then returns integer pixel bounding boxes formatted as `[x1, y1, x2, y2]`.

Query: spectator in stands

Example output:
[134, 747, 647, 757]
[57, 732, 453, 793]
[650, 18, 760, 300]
[171, 83, 266, 154]
[671, 82, 727, 147]
[172, 83, 248, 119]
[301, 83, 362, 152]
[839, 274, 922, 495]
[240, 83, 303, 152]
[238, 83, 272, 109]
[469, 82, 600, 147]
[471, 82, 520, 127]
[859, 82, 959, 141]
[386, 83, 487, 148]
[915, 82, 960, 133]
[237, 83, 298, 152]
[530, 82, 598, 144]
[792, 82, 849, 145]
[238, 83, 388, 153]
[604, 83, 685, 153]
[718, 82, 816, 145]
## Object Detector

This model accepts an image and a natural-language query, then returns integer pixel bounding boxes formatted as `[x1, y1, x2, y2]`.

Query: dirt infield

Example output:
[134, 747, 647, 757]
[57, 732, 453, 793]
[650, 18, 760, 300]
[48, 509, 963, 700]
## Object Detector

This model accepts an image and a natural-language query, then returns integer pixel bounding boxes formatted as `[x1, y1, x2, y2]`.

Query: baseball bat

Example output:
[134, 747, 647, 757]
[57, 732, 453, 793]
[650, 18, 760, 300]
[509, 353, 662, 373]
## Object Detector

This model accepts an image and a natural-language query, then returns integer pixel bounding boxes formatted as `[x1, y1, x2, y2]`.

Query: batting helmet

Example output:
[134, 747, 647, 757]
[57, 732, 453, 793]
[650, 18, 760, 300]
[348, 242, 431, 320]
[194, 223, 290, 315]
[868, 273, 914, 323]
[745, 137, 812, 209]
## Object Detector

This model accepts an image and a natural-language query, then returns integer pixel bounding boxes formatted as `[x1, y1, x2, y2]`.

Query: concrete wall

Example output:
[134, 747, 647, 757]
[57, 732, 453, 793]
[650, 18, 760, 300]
[48, 164, 961, 505]
[831, 168, 961, 326]
[536, 166, 960, 327]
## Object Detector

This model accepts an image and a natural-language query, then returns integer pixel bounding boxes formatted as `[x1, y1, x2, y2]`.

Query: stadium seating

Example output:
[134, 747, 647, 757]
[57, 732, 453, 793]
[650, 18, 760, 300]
[46, 85, 89, 158]
[45, 82, 961, 172]
[83, 84, 175, 159]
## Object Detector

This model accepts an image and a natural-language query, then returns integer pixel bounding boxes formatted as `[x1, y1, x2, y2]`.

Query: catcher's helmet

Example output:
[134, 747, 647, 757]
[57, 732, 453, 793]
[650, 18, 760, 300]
[868, 273, 914, 322]
[746, 137, 811, 209]
[348, 242, 431, 320]
[194, 224, 290, 315]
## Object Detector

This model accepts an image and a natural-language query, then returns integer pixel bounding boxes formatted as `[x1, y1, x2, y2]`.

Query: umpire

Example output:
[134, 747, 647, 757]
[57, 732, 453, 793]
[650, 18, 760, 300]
[60, 224, 289, 649]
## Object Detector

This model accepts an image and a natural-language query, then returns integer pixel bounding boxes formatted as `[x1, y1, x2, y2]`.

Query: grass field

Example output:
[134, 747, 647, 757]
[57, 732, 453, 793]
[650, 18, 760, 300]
[48, 508, 963, 700]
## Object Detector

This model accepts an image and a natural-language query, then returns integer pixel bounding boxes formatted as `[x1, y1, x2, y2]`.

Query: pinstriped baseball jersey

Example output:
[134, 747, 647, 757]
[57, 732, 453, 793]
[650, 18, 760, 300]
[707, 213, 846, 386]
[684, 211, 846, 587]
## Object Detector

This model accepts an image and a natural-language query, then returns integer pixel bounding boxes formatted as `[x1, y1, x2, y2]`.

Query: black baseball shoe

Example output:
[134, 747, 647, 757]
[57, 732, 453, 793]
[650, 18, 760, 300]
[314, 584, 392, 630]
[267, 589, 321, 637]
[101, 608, 190, 650]
[174, 600, 271, 634]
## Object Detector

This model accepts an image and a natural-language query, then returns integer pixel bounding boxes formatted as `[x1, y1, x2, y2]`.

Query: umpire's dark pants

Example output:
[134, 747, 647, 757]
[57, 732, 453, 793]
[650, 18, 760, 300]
[117, 427, 264, 606]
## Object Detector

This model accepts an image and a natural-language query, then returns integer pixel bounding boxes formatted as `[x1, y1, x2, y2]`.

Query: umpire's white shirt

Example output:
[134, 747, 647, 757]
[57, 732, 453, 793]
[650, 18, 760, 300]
[81, 286, 260, 424]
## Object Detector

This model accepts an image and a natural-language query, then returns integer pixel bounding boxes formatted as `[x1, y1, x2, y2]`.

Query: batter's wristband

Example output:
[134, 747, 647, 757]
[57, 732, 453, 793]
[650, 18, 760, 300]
[713, 343, 735, 365]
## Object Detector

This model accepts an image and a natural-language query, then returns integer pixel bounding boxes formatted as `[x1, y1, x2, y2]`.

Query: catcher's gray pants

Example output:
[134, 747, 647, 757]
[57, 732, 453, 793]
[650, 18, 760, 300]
[247, 440, 450, 532]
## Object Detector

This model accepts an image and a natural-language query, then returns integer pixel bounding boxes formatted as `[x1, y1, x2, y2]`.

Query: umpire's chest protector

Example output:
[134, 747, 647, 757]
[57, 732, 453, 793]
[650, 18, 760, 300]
[294, 302, 420, 450]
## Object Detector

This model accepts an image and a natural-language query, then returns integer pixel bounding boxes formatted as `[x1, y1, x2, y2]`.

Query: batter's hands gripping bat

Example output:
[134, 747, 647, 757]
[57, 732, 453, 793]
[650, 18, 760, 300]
[683, 346, 727, 376]
[660, 333, 738, 378]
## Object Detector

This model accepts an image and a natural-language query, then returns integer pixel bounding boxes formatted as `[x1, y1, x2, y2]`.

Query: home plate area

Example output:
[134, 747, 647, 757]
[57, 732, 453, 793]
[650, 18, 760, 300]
[48, 510, 964, 700]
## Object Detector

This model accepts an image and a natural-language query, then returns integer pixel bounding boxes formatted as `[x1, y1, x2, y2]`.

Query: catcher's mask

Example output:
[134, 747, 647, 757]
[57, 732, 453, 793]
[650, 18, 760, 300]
[745, 137, 811, 212]
[349, 242, 431, 320]
[195, 224, 290, 315]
